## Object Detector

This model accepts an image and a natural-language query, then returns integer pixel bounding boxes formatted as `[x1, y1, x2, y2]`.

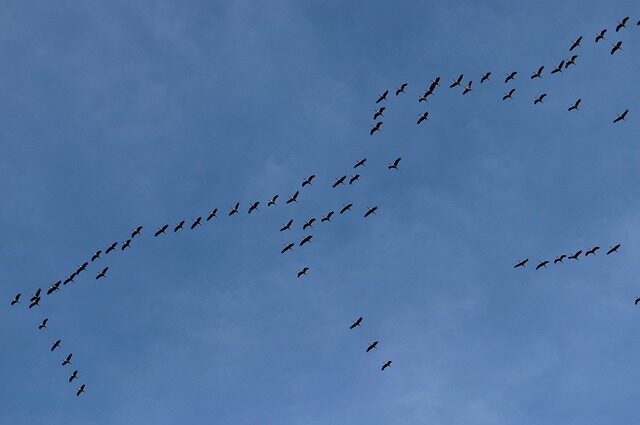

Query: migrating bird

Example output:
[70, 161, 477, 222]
[47, 282, 61, 295]
[131, 226, 142, 238]
[480, 72, 491, 83]
[76, 262, 88, 274]
[190, 216, 202, 228]
[373, 107, 385, 120]
[606, 244, 621, 255]
[287, 191, 299, 204]
[429, 77, 440, 92]
[280, 219, 293, 232]
[303, 218, 316, 230]
[207, 208, 218, 220]
[91, 250, 101, 262]
[350, 317, 363, 329]
[76, 384, 85, 397]
[267, 195, 278, 207]
[418, 91, 431, 103]
[568, 250, 582, 260]
[536, 260, 549, 270]
[105, 242, 118, 254]
[354, 158, 367, 168]
[376, 90, 389, 103]
[297, 267, 309, 278]
[10, 293, 20, 306]
[565, 55, 578, 68]
[530, 66, 544, 79]
[31, 289, 41, 302]
[462, 81, 473, 95]
[121, 239, 131, 251]
[154, 224, 169, 237]
[281, 243, 294, 254]
[551, 60, 565, 74]
[505, 71, 517, 83]
[395, 83, 407, 96]
[416, 112, 429, 124]
[585, 246, 600, 256]
[340, 203, 353, 214]
[611, 41, 622, 55]
[381, 360, 392, 371]
[229, 202, 240, 216]
[595, 28, 607, 43]
[534, 93, 547, 104]
[63, 272, 76, 285]
[247, 202, 259, 214]
[616, 16, 629, 32]
[29, 297, 40, 309]
[613, 109, 629, 123]
[514, 258, 528, 268]
[554, 255, 567, 264]
[321, 211, 334, 222]
[349, 174, 360, 185]
[388, 157, 402, 170]
[449, 74, 464, 88]
[370, 121, 382, 135]
[364, 206, 378, 218]
[569, 36, 582, 51]
[173, 221, 185, 232]
[366, 341, 379, 352]
[51, 340, 61, 351]
[96, 267, 108, 280]
[69, 370, 78, 383]
[302, 175, 316, 187]
[332, 176, 347, 188]
[38, 318, 48, 330]
[568, 99, 581, 111]
[502, 89, 516, 101]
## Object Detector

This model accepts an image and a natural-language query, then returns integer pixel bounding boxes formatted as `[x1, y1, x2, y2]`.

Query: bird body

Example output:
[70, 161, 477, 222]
[505, 71, 517, 83]
[333, 176, 347, 188]
[300, 235, 313, 246]
[340, 203, 353, 214]
[131, 226, 143, 238]
[536, 260, 549, 270]
[395, 83, 407, 95]
[91, 250, 101, 261]
[69, 370, 78, 383]
[247, 202, 259, 214]
[462, 81, 473, 95]
[287, 191, 299, 204]
[349, 174, 360, 185]
[370, 121, 382, 135]
[585, 246, 600, 256]
[373, 107, 385, 120]
[449, 74, 463, 88]
[570, 36, 582, 51]
[76, 384, 85, 396]
[96, 267, 109, 280]
[281, 243, 294, 254]
[354, 158, 367, 169]
[417, 112, 429, 124]
[366, 341, 379, 352]
[303, 218, 316, 230]
[503, 89, 515, 100]
[350, 317, 363, 329]
[606, 244, 621, 255]
[514, 258, 528, 268]
[381, 360, 392, 371]
[191, 216, 202, 228]
[280, 219, 293, 232]
[568, 250, 582, 260]
[297, 267, 309, 278]
[105, 242, 118, 254]
[534, 93, 547, 104]
[154, 224, 169, 237]
[595, 29, 607, 42]
[39, 318, 48, 330]
[173, 221, 185, 232]
[121, 239, 131, 250]
[267, 196, 278, 207]
[229, 202, 240, 216]
[480, 72, 491, 83]
[388, 157, 402, 170]
[530, 66, 544, 79]
[611, 41, 622, 55]
[613, 109, 629, 123]
[302, 175, 316, 187]
[376, 90, 388, 103]
[364, 206, 378, 217]
[321, 211, 334, 222]
[568, 99, 581, 111]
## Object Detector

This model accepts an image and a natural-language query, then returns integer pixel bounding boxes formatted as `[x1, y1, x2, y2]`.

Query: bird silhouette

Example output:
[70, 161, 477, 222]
[76, 384, 85, 397]
[417, 112, 429, 124]
[373, 107, 385, 120]
[395, 83, 407, 95]
[534, 93, 547, 104]
[280, 219, 293, 232]
[418, 91, 431, 103]
[554, 255, 567, 264]
[287, 191, 299, 204]
[370, 121, 382, 135]
[611, 41, 622, 55]
[613, 109, 628, 123]
[302, 175, 316, 187]
[297, 267, 309, 278]
[63, 273, 76, 285]
[247, 202, 259, 214]
[551, 60, 565, 74]
[105, 242, 118, 254]
[635, 297, 640, 305]
[154, 224, 169, 237]
[536, 260, 549, 270]
[514, 259, 528, 268]
[190, 216, 202, 228]
[332, 176, 347, 188]
[321, 211, 334, 222]
[31, 289, 41, 302]
[96, 267, 108, 280]
[568, 99, 581, 111]
[303, 218, 316, 230]
[350, 317, 363, 329]
[61, 353, 73, 366]
[229, 202, 240, 216]
[376, 90, 388, 103]
[207, 208, 218, 220]
[69, 370, 78, 383]
[267, 196, 278, 207]
[585, 246, 600, 256]
[47, 282, 61, 295]
[366, 341, 379, 352]
[121, 239, 131, 251]
[91, 250, 101, 262]
[340, 203, 353, 214]
[502, 88, 516, 100]
[38, 318, 48, 330]
[173, 221, 185, 232]
[364, 206, 378, 218]
[10, 293, 20, 306]
[569, 36, 582, 51]
[530, 66, 544, 79]
[281, 243, 294, 254]
[354, 158, 367, 168]
[381, 360, 392, 371]
[480, 72, 491, 83]
[349, 174, 360, 185]
[606, 244, 621, 255]
[449, 74, 463, 88]
[505, 71, 517, 83]
[429, 77, 440, 92]
[462, 81, 473, 95]
[299, 235, 313, 246]
[51, 340, 61, 351]
[388, 157, 402, 170]
[616, 17, 629, 32]
[568, 250, 582, 260]
[131, 226, 142, 238]
[28, 297, 40, 309]
[565, 55, 578, 68]
[595, 29, 607, 42]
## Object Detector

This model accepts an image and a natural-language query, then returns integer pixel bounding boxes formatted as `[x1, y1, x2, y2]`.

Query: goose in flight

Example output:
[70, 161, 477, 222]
[376, 90, 388, 103]
[105, 242, 118, 254]
[63, 272, 76, 285]
[247, 202, 259, 214]
[530, 66, 544, 79]
[121, 239, 131, 251]
[564, 55, 578, 68]
[10, 293, 20, 306]
[388, 157, 402, 170]
[535, 260, 549, 270]
[504, 71, 517, 83]
[76, 384, 85, 397]
[370, 121, 382, 135]
[569, 36, 582, 51]
[551, 60, 565, 74]
[554, 255, 567, 264]
[350, 317, 363, 329]
[428, 77, 440, 92]
[568, 250, 582, 260]
[190, 216, 202, 228]
[534, 93, 547, 104]
[449, 74, 463, 88]
[585, 246, 600, 256]
[462, 81, 473, 95]
[332, 176, 347, 188]
[416, 112, 429, 124]
[611, 41, 622, 55]
[349, 174, 360, 185]
[29, 297, 40, 309]
[51, 340, 61, 351]
[299, 235, 313, 246]
[502, 88, 515, 100]
[131, 226, 143, 238]
[373, 107, 385, 120]
[514, 258, 528, 268]
[595, 29, 607, 43]
[616, 16, 629, 32]
[38, 318, 48, 330]
[302, 175, 316, 187]
[568, 99, 581, 111]
[281, 243, 294, 254]
[154, 224, 169, 237]
[47, 281, 61, 295]
[69, 370, 78, 383]
[340, 203, 353, 214]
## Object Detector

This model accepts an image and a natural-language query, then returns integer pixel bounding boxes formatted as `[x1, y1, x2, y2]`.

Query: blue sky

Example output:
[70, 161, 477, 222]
[1, 1, 639, 424]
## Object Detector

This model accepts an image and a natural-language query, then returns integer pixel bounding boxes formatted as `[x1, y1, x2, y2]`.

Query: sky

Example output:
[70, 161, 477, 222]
[0, 1, 639, 424]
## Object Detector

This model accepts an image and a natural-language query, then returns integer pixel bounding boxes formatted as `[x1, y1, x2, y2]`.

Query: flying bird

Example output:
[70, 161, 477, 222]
[154, 224, 169, 237]
[376, 90, 388, 103]
[568, 99, 581, 111]
[366, 341, 379, 352]
[76, 262, 88, 274]
[280, 219, 293, 232]
[565, 55, 578, 68]
[297, 267, 309, 278]
[568, 250, 582, 260]
[121, 239, 131, 251]
[131, 226, 142, 238]
[281, 243, 294, 254]
[370, 121, 383, 135]
[595, 28, 607, 42]
[51, 340, 61, 351]
[616, 17, 629, 32]
[69, 370, 78, 383]
[606, 244, 621, 255]
[613, 109, 629, 123]
[429, 77, 440, 92]
[340, 203, 353, 214]
[302, 175, 316, 187]
[381, 360, 392, 371]
[63, 273, 76, 285]
[247, 202, 259, 214]
[535, 260, 549, 270]
[395, 83, 407, 95]
[504, 71, 517, 83]
[96, 267, 108, 280]
[350, 317, 363, 329]
[29, 297, 40, 309]
[47, 282, 61, 295]
[332, 176, 347, 188]
[364, 206, 378, 218]
[267, 195, 278, 207]
[91, 250, 101, 262]
[585, 246, 600, 256]
[502, 89, 516, 101]
[105, 242, 118, 254]
[514, 259, 528, 268]
[10, 293, 20, 306]
[207, 208, 218, 220]
[416, 112, 429, 124]
[449, 74, 464, 88]
[31, 288, 41, 302]
[229, 202, 240, 216]
[551, 60, 565, 74]
[569, 36, 582, 51]
[173, 221, 185, 232]
[554, 255, 567, 264]
[38, 318, 48, 330]
[611, 41, 622, 55]
[418, 91, 431, 103]
[76, 384, 86, 397]
[530, 66, 544, 79]
[480, 72, 491, 83]
[462, 81, 473, 95]
[190, 216, 202, 228]
[300, 235, 313, 247]
[373, 107, 385, 120]
[534, 93, 547, 104]
[354, 158, 367, 168]
[349, 174, 360, 185]
[321, 211, 334, 222]
[388, 157, 402, 170]
[287, 191, 299, 204]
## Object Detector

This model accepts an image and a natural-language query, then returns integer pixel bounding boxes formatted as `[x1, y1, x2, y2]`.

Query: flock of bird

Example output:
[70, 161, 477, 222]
[6, 14, 640, 398]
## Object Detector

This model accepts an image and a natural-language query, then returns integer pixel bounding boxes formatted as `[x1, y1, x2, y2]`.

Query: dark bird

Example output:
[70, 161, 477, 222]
[96, 267, 108, 280]
[91, 250, 101, 262]
[449, 74, 464, 88]
[395, 83, 408, 95]
[530, 66, 544, 79]
[364, 206, 378, 218]
[376, 90, 388, 103]
[76, 384, 85, 397]
[462, 81, 473, 95]
[381, 360, 392, 371]
[606, 244, 621, 255]
[69, 370, 78, 383]
[333, 176, 347, 188]
[105, 242, 118, 254]
[287, 191, 299, 204]
[154, 224, 169, 237]
[613, 109, 629, 123]
[429, 77, 440, 92]
[29, 297, 40, 309]
[280, 219, 293, 232]
[340, 203, 353, 214]
[321, 211, 334, 222]
[373, 107, 385, 120]
[267, 195, 278, 207]
[299, 235, 313, 246]
[565, 55, 578, 68]
[190, 216, 202, 228]
[350, 317, 363, 329]
[370, 122, 382, 136]
[585, 246, 600, 256]
[616, 17, 629, 32]
[51, 340, 61, 351]
[416, 112, 429, 124]
[297, 267, 309, 278]
[502, 89, 516, 101]
[611, 41, 622, 55]
[568, 250, 582, 260]
[131, 226, 143, 238]
[349, 174, 360, 185]
[38, 318, 48, 330]
[207, 208, 218, 220]
[480, 72, 491, 83]
[302, 175, 316, 187]
[569, 36, 582, 51]
[388, 157, 402, 170]
[568, 99, 581, 111]
[303, 218, 315, 230]
[366, 341, 379, 352]
[505, 71, 517, 83]
[354, 158, 367, 169]
[31, 289, 42, 302]
[514, 258, 528, 268]
[63, 272, 76, 285]
[595, 28, 607, 43]
[121, 239, 131, 251]
[47, 282, 61, 295]
[418, 91, 431, 103]
[229, 202, 240, 216]
[534, 93, 547, 104]
[247, 202, 259, 214]
[554, 255, 567, 264]
[535, 260, 549, 270]
[551, 60, 565, 74]
[281, 243, 294, 254]
[173, 221, 185, 232]
[635, 297, 640, 306]
[10, 293, 20, 306]
[76, 262, 88, 275]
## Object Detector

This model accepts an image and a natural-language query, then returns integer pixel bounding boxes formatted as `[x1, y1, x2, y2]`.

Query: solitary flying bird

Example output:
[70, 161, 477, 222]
[536, 260, 549, 270]
[534, 93, 547, 104]
[96, 267, 108, 280]
[267, 195, 278, 207]
[350, 317, 363, 329]
[395, 83, 407, 95]
[229, 202, 240, 216]
[190, 216, 202, 228]
[613, 109, 629, 123]
[480, 72, 491, 83]
[333, 176, 347, 188]
[340, 203, 353, 214]
[61, 353, 73, 366]
[303, 218, 316, 230]
[287, 191, 299, 204]
[297, 267, 309, 278]
[154, 224, 169, 237]
[417, 112, 429, 124]
[105, 242, 118, 254]
[51, 340, 61, 351]
[388, 157, 402, 170]
[281, 243, 294, 254]
[38, 318, 48, 330]
[504, 71, 517, 83]
[502, 89, 516, 101]
[91, 250, 101, 261]
[568, 99, 581, 111]
[569, 36, 582, 51]
[10, 293, 20, 306]
[302, 175, 316, 187]
[530, 66, 544, 79]
[207, 208, 218, 220]
[514, 258, 528, 268]
[364, 206, 378, 218]
[321, 211, 334, 222]
[76, 384, 85, 397]
[606, 244, 621, 255]
[366, 341, 379, 352]
[611, 41, 622, 55]
[69, 370, 78, 383]
[131, 226, 143, 238]
[247, 202, 259, 214]
[595, 28, 607, 43]
[354, 158, 367, 168]
[173, 221, 185, 232]
[376, 90, 388, 103]
[381, 360, 392, 371]
[616, 17, 629, 32]
[449, 74, 464, 88]
[280, 219, 293, 232]
[370, 121, 382, 135]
